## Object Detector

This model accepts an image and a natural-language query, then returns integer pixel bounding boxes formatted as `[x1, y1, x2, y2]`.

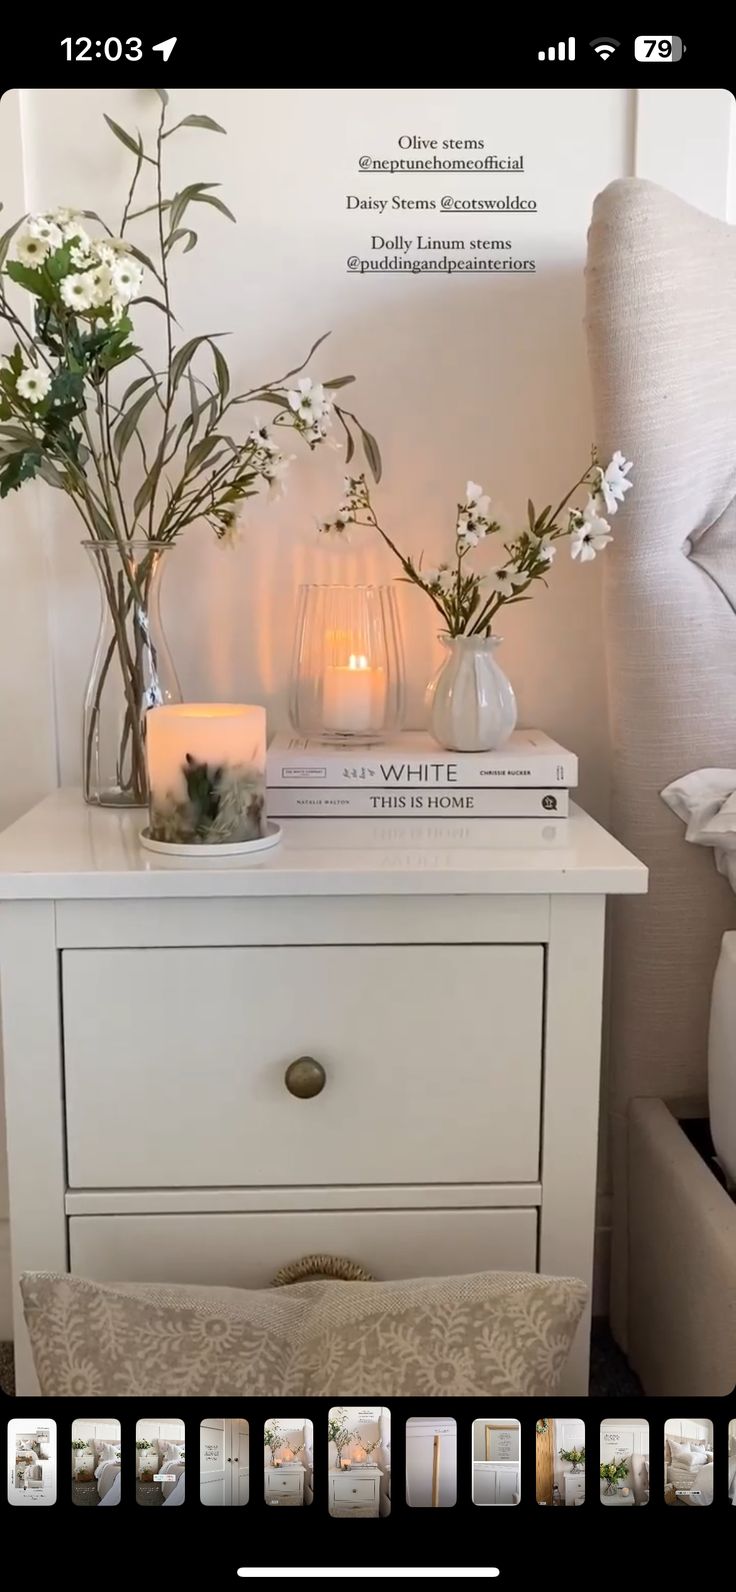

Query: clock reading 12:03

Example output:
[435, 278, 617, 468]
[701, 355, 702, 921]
[61, 37, 144, 60]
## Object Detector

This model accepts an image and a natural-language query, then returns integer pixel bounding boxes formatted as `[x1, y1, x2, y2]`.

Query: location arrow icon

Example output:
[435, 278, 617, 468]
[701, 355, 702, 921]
[152, 38, 177, 62]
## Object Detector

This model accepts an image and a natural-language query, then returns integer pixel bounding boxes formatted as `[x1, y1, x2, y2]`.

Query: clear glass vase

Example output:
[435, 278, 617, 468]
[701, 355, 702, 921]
[426, 633, 517, 752]
[82, 540, 181, 807]
[289, 584, 405, 742]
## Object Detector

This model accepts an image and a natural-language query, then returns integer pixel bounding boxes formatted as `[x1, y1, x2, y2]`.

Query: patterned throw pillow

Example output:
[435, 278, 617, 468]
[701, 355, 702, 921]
[21, 1269, 587, 1398]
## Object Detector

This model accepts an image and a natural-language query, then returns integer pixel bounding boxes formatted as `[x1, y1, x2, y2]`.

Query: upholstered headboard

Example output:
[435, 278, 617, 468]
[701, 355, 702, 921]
[585, 179, 736, 1343]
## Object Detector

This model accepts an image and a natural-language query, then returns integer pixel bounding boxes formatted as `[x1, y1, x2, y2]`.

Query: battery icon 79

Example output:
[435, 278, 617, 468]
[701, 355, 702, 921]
[635, 36, 685, 61]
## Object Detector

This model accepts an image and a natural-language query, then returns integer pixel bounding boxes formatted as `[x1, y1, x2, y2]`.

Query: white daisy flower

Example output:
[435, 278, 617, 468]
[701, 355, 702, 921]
[484, 564, 526, 597]
[61, 219, 90, 249]
[111, 257, 143, 302]
[570, 498, 613, 562]
[14, 232, 50, 267]
[592, 451, 633, 516]
[59, 271, 98, 312]
[88, 263, 114, 306]
[28, 216, 63, 251]
[457, 511, 491, 550]
[464, 480, 492, 520]
[16, 365, 51, 404]
[287, 376, 331, 425]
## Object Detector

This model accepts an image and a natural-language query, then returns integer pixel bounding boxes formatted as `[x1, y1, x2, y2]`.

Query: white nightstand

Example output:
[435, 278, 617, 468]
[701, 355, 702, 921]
[563, 1472, 585, 1506]
[601, 1490, 635, 1506]
[0, 794, 646, 1394]
[329, 1466, 381, 1516]
[265, 1465, 304, 1505]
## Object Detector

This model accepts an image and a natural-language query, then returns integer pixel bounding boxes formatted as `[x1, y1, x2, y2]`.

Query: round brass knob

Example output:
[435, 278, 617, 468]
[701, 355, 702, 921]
[284, 1055, 326, 1099]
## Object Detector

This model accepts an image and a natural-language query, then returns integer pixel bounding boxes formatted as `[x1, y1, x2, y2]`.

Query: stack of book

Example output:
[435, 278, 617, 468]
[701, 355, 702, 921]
[266, 730, 577, 818]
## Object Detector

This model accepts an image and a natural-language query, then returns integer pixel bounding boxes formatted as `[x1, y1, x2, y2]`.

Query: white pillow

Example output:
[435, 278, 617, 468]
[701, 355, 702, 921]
[99, 1443, 118, 1463]
[162, 1442, 183, 1463]
[688, 1448, 709, 1468]
[668, 1438, 692, 1464]
[669, 1462, 698, 1490]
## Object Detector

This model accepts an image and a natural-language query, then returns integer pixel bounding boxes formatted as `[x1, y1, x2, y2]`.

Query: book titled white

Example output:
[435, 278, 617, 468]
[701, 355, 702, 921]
[268, 786, 569, 818]
[267, 730, 577, 788]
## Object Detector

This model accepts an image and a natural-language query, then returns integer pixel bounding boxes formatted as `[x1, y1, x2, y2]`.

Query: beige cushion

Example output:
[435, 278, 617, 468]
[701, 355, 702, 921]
[668, 1437, 692, 1465]
[586, 177, 736, 1363]
[20, 1269, 586, 1398]
[669, 1461, 699, 1491]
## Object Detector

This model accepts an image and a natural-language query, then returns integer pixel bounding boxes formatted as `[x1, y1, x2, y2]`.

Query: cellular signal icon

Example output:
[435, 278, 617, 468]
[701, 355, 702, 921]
[590, 37, 620, 59]
[538, 37, 576, 60]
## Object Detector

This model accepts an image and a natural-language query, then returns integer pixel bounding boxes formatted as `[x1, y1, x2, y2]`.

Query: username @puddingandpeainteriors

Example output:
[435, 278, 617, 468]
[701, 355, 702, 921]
[347, 137, 536, 276]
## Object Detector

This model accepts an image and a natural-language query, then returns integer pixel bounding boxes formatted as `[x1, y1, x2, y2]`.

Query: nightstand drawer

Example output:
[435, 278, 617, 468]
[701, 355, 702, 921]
[265, 1470, 301, 1496]
[68, 1206, 538, 1284]
[332, 1474, 379, 1505]
[62, 945, 543, 1187]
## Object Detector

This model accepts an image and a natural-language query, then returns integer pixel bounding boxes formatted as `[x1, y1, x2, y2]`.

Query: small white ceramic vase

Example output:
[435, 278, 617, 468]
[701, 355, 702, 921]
[427, 633, 517, 752]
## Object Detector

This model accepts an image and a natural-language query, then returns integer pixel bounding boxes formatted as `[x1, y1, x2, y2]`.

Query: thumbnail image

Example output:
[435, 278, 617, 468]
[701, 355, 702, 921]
[406, 1417, 456, 1507]
[7, 1419, 57, 1506]
[200, 1417, 249, 1506]
[729, 1421, 736, 1505]
[72, 1418, 120, 1506]
[664, 1418, 713, 1505]
[328, 1406, 391, 1517]
[600, 1418, 649, 1505]
[264, 1417, 313, 1507]
[536, 1416, 585, 1505]
[472, 1418, 520, 1506]
[136, 1418, 185, 1507]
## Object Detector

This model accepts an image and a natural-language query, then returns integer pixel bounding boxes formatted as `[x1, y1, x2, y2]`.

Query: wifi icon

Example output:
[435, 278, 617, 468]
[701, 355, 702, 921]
[590, 36, 620, 59]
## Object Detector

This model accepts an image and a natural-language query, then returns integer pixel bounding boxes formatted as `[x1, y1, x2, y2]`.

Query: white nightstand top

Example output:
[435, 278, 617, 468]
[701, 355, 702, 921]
[0, 789, 647, 900]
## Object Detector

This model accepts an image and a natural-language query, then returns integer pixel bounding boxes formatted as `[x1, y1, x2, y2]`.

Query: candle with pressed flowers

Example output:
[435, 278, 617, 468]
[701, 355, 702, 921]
[144, 703, 271, 851]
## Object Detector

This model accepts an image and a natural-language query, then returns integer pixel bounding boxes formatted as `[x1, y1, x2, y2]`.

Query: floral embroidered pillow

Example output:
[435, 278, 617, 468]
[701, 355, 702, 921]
[21, 1268, 587, 1398]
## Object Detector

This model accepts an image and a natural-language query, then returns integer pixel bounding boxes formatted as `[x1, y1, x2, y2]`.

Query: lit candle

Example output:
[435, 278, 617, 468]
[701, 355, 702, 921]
[146, 703, 267, 846]
[322, 654, 385, 736]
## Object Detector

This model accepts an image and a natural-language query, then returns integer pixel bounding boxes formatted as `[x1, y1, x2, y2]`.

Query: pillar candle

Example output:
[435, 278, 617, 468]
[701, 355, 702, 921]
[322, 654, 386, 735]
[146, 703, 267, 845]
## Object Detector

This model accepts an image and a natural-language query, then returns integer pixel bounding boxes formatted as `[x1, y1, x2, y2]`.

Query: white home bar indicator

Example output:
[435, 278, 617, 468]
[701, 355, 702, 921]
[538, 38, 575, 61]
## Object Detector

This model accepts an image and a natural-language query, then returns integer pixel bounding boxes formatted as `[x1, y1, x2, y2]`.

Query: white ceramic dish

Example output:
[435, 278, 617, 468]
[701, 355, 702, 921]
[139, 822, 283, 858]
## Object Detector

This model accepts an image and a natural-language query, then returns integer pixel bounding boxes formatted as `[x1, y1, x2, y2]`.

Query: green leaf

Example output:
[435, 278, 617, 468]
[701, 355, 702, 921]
[44, 241, 74, 284]
[245, 390, 288, 408]
[37, 457, 67, 489]
[167, 183, 221, 233]
[208, 339, 230, 405]
[135, 295, 179, 322]
[0, 215, 24, 271]
[358, 422, 382, 483]
[133, 465, 160, 519]
[103, 115, 144, 160]
[154, 88, 169, 106]
[164, 228, 198, 256]
[190, 193, 236, 223]
[169, 334, 225, 394]
[185, 434, 222, 474]
[167, 114, 226, 135]
[0, 446, 41, 497]
[527, 499, 536, 533]
[113, 386, 155, 461]
[79, 210, 113, 237]
[274, 331, 331, 385]
[120, 373, 158, 409]
[4, 259, 55, 305]
[126, 242, 161, 280]
[324, 375, 355, 389]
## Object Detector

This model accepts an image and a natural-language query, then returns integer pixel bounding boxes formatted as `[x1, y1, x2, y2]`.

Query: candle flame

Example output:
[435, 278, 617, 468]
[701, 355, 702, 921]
[347, 654, 370, 671]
